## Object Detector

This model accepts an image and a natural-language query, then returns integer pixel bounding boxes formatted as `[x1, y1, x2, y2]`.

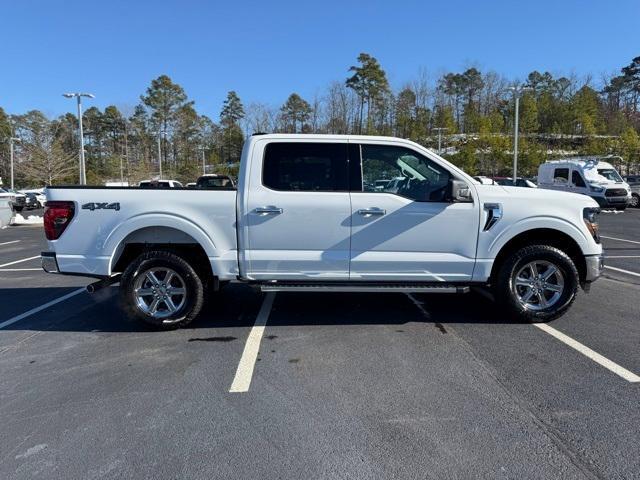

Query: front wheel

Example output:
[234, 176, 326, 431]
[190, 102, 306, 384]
[120, 250, 204, 329]
[630, 194, 639, 208]
[495, 245, 579, 322]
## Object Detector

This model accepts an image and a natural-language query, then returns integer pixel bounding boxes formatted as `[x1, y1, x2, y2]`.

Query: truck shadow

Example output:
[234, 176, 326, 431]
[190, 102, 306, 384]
[0, 284, 518, 333]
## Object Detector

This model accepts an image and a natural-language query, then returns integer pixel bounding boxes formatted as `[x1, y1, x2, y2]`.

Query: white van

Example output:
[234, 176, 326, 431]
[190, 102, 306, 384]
[538, 158, 631, 210]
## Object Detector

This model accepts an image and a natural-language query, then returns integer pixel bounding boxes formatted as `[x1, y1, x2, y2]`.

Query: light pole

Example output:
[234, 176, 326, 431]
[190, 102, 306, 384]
[200, 147, 206, 175]
[9, 137, 20, 190]
[508, 86, 531, 183]
[433, 127, 448, 155]
[63, 92, 94, 185]
[157, 130, 167, 179]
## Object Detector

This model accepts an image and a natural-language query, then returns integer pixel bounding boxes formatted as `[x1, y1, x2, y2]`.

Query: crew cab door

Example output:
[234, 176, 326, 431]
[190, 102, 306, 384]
[244, 140, 352, 280]
[349, 142, 480, 282]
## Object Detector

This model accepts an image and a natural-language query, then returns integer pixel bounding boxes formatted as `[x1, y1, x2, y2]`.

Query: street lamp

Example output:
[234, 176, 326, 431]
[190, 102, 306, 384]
[508, 86, 532, 183]
[200, 147, 206, 175]
[63, 92, 94, 185]
[9, 137, 20, 190]
[432, 127, 448, 155]
[157, 130, 167, 179]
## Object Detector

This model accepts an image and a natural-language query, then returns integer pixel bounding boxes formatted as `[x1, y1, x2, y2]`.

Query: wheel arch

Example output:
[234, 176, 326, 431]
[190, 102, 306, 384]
[106, 216, 219, 281]
[489, 228, 587, 284]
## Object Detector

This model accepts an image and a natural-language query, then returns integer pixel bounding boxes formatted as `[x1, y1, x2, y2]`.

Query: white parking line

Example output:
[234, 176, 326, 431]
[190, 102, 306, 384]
[0, 288, 86, 330]
[534, 323, 640, 383]
[0, 256, 40, 268]
[0, 240, 20, 246]
[0, 268, 43, 272]
[604, 265, 640, 278]
[229, 292, 276, 393]
[601, 235, 640, 245]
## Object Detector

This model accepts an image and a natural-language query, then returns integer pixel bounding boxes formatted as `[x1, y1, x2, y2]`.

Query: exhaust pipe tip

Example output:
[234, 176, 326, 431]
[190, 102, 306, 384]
[86, 274, 122, 294]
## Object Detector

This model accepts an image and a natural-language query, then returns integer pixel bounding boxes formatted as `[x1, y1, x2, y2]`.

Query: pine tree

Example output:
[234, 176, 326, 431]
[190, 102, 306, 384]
[346, 53, 390, 133]
[220, 91, 245, 163]
[280, 93, 312, 133]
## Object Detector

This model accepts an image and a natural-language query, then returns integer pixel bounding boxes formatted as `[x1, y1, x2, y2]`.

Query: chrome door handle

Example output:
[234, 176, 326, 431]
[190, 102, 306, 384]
[254, 206, 283, 215]
[358, 207, 386, 216]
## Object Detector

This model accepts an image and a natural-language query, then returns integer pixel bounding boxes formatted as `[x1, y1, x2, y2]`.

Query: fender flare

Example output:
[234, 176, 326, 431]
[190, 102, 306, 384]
[487, 216, 592, 259]
[104, 213, 218, 274]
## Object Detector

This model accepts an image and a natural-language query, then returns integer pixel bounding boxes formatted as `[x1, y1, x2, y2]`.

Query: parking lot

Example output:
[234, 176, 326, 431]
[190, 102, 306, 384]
[0, 209, 638, 479]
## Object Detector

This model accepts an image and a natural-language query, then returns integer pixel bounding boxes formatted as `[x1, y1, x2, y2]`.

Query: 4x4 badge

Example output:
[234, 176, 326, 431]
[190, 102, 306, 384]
[81, 202, 120, 211]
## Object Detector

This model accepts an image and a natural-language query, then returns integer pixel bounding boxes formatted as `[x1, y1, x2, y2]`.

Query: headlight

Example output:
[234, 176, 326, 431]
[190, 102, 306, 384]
[583, 207, 600, 243]
[589, 184, 604, 193]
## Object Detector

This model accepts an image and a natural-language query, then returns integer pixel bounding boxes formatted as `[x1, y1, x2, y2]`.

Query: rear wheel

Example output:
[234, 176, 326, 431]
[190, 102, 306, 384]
[495, 245, 579, 322]
[120, 250, 204, 329]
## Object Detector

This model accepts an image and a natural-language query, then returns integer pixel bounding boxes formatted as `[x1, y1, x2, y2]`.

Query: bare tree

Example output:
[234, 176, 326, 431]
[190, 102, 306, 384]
[21, 122, 76, 185]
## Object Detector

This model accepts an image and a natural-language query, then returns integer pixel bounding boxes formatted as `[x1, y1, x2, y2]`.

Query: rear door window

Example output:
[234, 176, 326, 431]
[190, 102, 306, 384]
[262, 143, 349, 192]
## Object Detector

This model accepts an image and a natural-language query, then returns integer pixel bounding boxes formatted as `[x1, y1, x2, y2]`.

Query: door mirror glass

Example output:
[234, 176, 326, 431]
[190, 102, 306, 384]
[448, 179, 472, 202]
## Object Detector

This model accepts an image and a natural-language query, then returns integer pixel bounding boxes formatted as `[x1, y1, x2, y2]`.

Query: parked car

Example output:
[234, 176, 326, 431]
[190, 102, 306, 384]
[629, 184, 640, 208]
[185, 182, 197, 188]
[537, 158, 631, 210]
[20, 189, 46, 206]
[138, 180, 184, 188]
[492, 177, 537, 188]
[195, 174, 235, 189]
[0, 198, 12, 227]
[0, 188, 25, 212]
[42, 134, 603, 328]
[473, 176, 496, 185]
[373, 179, 391, 191]
[624, 175, 640, 186]
[23, 192, 42, 210]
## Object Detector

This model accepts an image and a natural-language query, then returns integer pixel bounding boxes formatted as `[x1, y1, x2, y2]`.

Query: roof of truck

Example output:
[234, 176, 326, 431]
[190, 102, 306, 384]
[543, 157, 616, 168]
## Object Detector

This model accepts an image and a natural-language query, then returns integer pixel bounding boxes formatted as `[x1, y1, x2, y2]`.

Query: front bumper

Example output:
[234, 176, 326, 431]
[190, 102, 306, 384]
[584, 254, 604, 283]
[591, 196, 630, 208]
[41, 251, 59, 273]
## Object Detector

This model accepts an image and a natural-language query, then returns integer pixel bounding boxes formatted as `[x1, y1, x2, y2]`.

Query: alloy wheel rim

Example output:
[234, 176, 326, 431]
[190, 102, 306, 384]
[133, 267, 187, 321]
[513, 260, 564, 311]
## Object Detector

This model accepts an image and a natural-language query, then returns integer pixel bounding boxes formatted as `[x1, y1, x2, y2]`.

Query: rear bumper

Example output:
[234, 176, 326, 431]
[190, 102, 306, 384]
[584, 254, 604, 283]
[41, 251, 59, 273]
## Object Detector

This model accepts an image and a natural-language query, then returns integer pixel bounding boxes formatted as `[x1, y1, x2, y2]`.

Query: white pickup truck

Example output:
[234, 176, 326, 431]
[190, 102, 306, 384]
[42, 134, 604, 328]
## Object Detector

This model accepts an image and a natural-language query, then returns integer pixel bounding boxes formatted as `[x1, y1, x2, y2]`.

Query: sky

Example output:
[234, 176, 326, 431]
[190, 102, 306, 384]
[1, 0, 638, 121]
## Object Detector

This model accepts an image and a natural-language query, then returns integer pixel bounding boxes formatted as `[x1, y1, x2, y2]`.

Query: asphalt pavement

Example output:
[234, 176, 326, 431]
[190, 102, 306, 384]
[0, 208, 638, 479]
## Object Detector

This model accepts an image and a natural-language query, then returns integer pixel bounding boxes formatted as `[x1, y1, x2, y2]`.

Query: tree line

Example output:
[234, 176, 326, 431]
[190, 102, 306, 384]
[1, 53, 639, 187]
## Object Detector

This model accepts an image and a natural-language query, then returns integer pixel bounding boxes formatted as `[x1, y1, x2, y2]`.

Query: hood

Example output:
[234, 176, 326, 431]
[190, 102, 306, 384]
[475, 184, 598, 207]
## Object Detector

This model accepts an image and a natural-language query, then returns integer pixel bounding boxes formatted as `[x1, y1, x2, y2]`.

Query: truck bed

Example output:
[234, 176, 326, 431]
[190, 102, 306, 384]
[45, 186, 239, 279]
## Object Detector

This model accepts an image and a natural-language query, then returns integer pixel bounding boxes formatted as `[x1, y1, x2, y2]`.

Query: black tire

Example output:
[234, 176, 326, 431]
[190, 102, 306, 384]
[631, 194, 640, 208]
[495, 245, 579, 323]
[119, 250, 204, 329]
[14, 206, 23, 212]
[614, 205, 627, 211]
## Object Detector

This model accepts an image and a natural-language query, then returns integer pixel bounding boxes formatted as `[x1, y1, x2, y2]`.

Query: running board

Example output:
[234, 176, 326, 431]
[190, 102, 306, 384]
[259, 283, 470, 294]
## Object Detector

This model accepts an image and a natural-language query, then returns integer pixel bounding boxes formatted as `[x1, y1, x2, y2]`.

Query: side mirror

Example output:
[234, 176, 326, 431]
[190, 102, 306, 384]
[448, 179, 472, 202]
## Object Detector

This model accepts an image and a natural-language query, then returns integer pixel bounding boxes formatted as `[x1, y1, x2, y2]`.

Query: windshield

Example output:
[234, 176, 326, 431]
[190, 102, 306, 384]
[597, 168, 623, 182]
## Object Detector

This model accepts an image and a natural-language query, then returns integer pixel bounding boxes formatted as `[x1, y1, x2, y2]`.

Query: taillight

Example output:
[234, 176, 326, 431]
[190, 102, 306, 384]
[44, 201, 75, 240]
